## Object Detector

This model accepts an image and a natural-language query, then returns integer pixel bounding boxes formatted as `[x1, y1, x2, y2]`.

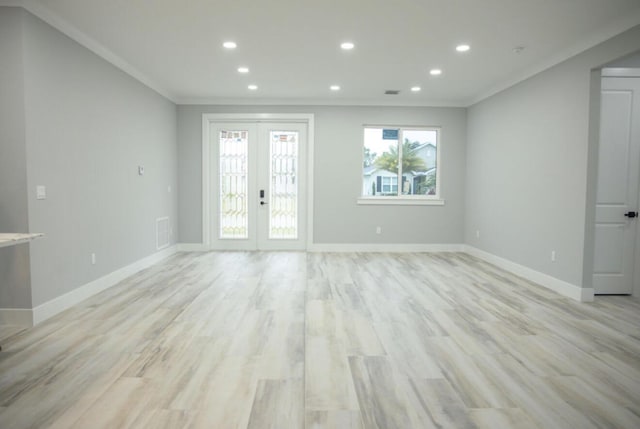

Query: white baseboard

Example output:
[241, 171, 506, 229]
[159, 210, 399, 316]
[177, 243, 209, 252]
[180, 242, 464, 253]
[464, 245, 593, 302]
[2, 242, 593, 328]
[0, 308, 33, 326]
[309, 243, 592, 302]
[29, 246, 178, 326]
[308, 243, 466, 252]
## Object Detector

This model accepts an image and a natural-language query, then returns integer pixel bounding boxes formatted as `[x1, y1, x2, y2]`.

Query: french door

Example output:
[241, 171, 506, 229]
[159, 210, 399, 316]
[208, 121, 307, 250]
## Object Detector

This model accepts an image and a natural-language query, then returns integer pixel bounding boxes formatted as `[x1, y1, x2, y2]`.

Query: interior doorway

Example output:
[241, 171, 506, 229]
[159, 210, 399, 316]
[592, 67, 640, 294]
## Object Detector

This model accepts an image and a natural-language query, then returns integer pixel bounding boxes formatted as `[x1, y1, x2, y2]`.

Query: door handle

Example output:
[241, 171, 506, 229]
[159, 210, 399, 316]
[260, 201, 268, 205]
[624, 211, 638, 218]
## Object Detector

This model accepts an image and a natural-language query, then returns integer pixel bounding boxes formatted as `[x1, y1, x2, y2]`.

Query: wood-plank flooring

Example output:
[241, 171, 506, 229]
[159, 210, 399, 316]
[1, 251, 639, 428]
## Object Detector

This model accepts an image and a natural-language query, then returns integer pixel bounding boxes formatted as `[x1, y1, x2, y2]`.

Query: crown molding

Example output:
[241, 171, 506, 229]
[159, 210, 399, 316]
[1, 0, 177, 103]
[174, 96, 467, 108]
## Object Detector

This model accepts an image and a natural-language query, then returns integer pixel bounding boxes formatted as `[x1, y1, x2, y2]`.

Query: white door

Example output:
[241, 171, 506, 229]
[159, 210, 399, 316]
[593, 75, 640, 294]
[209, 121, 307, 250]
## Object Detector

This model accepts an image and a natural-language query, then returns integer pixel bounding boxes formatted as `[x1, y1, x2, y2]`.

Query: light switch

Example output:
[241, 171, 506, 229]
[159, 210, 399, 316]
[36, 185, 46, 200]
[138, 166, 145, 176]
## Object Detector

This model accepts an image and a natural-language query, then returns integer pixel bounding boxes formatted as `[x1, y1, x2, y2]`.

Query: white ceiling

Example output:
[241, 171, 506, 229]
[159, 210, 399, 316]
[9, 0, 640, 106]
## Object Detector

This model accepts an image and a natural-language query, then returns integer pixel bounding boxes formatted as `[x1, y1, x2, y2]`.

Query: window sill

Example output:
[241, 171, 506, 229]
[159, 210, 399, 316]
[357, 197, 445, 206]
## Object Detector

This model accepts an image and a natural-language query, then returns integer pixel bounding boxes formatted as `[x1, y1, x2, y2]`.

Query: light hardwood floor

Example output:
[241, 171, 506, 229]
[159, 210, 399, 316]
[1, 251, 639, 428]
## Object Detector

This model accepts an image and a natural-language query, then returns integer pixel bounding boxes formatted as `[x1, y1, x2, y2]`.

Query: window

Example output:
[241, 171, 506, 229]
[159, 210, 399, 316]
[380, 176, 398, 195]
[361, 126, 442, 205]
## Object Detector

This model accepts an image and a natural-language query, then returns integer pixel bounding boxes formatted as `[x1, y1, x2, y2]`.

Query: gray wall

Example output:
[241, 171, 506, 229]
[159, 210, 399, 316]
[178, 105, 467, 245]
[0, 8, 179, 308]
[0, 8, 32, 309]
[607, 50, 640, 68]
[465, 25, 640, 288]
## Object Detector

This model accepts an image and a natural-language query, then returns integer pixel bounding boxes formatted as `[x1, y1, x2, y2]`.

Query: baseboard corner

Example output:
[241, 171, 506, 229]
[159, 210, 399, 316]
[580, 287, 595, 302]
[463, 244, 589, 302]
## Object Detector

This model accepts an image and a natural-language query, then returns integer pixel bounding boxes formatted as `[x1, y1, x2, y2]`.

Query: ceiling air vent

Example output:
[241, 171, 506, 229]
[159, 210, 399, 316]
[384, 90, 401, 95]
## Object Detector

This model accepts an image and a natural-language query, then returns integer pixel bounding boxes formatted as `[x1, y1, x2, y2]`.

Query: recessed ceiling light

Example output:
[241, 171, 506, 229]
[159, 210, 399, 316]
[340, 42, 355, 50]
[456, 44, 470, 52]
[411, 86, 421, 92]
[330, 85, 340, 91]
[223, 41, 237, 49]
[430, 69, 442, 76]
[248, 84, 258, 90]
[237, 66, 249, 73]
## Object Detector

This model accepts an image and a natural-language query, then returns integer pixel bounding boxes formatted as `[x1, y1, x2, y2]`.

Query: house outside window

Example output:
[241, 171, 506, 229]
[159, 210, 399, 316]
[361, 126, 441, 204]
[380, 176, 398, 195]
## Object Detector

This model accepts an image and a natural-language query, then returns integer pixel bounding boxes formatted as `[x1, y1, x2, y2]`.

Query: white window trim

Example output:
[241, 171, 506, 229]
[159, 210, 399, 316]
[357, 197, 445, 206]
[380, 176, 398, 194]
[361, 125, 442, 205]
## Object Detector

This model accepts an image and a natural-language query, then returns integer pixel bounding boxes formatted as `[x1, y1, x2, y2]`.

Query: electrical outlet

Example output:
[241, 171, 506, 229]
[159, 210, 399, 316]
[91, 253, 96, 265]
[376, 226, 382, 234]
[551, 250, 556, 262]
[476, 230, 480, 239]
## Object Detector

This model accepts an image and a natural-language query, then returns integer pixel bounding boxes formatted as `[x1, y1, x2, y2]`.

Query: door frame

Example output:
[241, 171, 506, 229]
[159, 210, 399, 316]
[587, 67, 640, 298]
[592, 71, 640, 294]
[202, 113, 315, 250]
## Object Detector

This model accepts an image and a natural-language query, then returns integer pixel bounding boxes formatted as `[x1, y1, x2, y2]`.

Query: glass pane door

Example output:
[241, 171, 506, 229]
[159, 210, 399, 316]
[210, 121, 306, 250]
[219, 130, 249, 239]
[269, 131, 298, 239]
[257, 122, 306, 250]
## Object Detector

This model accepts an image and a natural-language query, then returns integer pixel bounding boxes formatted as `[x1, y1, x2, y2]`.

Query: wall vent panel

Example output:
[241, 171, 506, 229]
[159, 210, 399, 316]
[156, 217, 170, 250]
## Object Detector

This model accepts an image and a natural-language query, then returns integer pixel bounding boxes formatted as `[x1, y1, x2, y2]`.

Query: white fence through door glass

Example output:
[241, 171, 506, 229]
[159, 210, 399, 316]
[270, 131, 299, 239]
[219, 130, 249, 239]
